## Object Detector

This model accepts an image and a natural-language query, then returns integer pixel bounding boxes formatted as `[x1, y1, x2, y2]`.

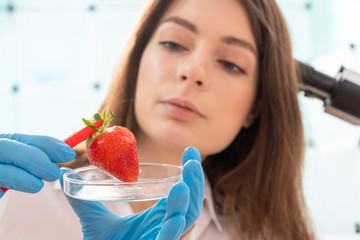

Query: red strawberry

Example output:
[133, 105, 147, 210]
[83, 109, 139, 182]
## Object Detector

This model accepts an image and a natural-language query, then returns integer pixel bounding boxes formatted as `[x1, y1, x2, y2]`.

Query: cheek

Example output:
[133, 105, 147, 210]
[136, 46, 163, 101]
[138, 48, 158, 86]
[134, 45, 172, 133]
[202, 83, 256, 154]
[135, 49, 154, 121]
[138, 42, 176, 78]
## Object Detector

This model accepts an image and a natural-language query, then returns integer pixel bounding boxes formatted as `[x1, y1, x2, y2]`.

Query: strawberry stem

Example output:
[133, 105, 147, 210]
[94, 113, 102, 121]
[86, 136, 94, 149]
[104, 110, 114, 125]
[82, 118, 99, 131]
[101, 108, 106, 120]
[83, 107, 114, 148]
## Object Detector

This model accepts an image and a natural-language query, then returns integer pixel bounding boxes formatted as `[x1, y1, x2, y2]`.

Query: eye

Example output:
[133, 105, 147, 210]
[159, 41, 186, 51]
[218, 60, 246, 75]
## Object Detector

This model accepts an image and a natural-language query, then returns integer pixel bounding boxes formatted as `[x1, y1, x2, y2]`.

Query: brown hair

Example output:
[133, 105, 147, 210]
[87, 0, 313, 239]
[203, 1, 314, 239]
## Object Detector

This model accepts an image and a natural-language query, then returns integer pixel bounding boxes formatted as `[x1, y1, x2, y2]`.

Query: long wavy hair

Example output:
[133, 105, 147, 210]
[80, 0, 314, 239]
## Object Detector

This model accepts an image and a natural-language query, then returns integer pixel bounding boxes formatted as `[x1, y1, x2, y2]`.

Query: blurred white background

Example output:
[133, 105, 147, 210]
[0, 0, 359, 239]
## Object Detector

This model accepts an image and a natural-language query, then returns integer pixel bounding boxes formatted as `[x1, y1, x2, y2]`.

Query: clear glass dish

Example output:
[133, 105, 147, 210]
[63, 163, 183, 202]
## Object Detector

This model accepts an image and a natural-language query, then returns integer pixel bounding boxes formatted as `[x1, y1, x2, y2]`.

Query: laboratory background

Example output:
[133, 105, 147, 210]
[0, 0, 359, 239]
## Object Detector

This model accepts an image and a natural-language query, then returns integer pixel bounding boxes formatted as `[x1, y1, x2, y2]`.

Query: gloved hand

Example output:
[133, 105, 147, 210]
[0, 133, 76, 198]
[59, 147, 204, 240]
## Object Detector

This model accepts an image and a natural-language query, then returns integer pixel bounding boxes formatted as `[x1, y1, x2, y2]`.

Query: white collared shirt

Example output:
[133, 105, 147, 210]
[0, 175, 234, 240]
[183, 176, 234, 240]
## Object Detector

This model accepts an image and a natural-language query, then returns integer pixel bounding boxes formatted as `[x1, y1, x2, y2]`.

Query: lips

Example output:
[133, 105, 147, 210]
[161, 98, 204, 120]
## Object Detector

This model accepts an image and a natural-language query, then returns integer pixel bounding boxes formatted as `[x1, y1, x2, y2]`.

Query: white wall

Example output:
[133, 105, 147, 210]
[277, 0, 360, 238]
[0, 0, 146, 138]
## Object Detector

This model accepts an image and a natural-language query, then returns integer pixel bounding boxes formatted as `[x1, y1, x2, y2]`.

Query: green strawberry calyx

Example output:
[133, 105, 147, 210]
[82, 108, 114, 149]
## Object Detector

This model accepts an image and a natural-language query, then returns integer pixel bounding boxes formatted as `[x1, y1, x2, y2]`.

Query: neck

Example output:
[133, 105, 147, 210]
[136, 132, 183, 166]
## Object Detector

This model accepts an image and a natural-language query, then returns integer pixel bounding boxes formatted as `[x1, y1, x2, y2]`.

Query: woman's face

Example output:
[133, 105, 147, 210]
[135, 0, 258, 157]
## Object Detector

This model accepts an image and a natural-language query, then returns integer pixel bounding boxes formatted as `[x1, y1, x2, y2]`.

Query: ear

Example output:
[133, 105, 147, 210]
[242, 99, 260, 128]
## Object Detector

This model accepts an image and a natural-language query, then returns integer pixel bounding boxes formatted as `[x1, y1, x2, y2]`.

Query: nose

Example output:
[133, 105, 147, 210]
[177, 53, 208, 88]
[178, 74, 204, 87]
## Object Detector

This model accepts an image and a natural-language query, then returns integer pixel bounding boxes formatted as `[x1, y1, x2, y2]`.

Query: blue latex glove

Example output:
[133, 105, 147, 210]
[59, 147, 204, 240]
[0, 133, 76, 198]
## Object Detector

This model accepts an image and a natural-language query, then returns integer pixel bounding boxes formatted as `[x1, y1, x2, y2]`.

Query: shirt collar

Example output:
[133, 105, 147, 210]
[203, 175, 223, 231]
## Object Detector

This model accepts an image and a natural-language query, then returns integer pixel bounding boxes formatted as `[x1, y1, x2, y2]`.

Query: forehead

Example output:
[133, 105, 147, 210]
[159, 0, 255, 45]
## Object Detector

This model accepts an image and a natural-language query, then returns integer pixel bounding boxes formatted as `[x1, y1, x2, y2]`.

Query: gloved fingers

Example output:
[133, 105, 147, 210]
[164, 182, 189, 221]
[181, 147, 201, 166]
[0, 133, 75, 163]
[0, 164, 44, 193]
[59, 167, 113, 219]
[0, 139, 60, 181]
[156, 182, 189, 240]
[156, 215, 185, 240]
[180, 147, 204, 233]
[139, 173, 190, 232]
[182, 159, 205, 233]
[60, 167, 122, 239]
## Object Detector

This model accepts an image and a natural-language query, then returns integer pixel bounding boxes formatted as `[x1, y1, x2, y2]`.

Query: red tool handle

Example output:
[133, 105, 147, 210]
[63, 120, 103, 148]
[0, 120, 104, 195]
[0, 188, 8, 194]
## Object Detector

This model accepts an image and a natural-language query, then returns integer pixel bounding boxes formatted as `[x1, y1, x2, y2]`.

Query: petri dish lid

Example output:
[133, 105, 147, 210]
[63, 163, 183, 202]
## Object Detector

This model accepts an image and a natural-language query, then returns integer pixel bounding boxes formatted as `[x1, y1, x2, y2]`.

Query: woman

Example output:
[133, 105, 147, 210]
[0, 0, 314, 239]
[68, 0, 314, 239]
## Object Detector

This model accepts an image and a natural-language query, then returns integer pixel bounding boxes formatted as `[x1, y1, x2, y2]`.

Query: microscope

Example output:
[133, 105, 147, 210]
[297, 61, 360, 125]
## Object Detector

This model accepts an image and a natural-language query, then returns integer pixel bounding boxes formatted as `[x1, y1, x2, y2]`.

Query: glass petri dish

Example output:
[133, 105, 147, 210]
[63, 163, 183, 202]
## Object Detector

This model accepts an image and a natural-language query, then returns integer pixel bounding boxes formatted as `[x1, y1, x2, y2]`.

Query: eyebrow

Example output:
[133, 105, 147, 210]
[221, 36, 257, 56]
[161, 16, 198, 33]
[161, 16, 257, 56]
